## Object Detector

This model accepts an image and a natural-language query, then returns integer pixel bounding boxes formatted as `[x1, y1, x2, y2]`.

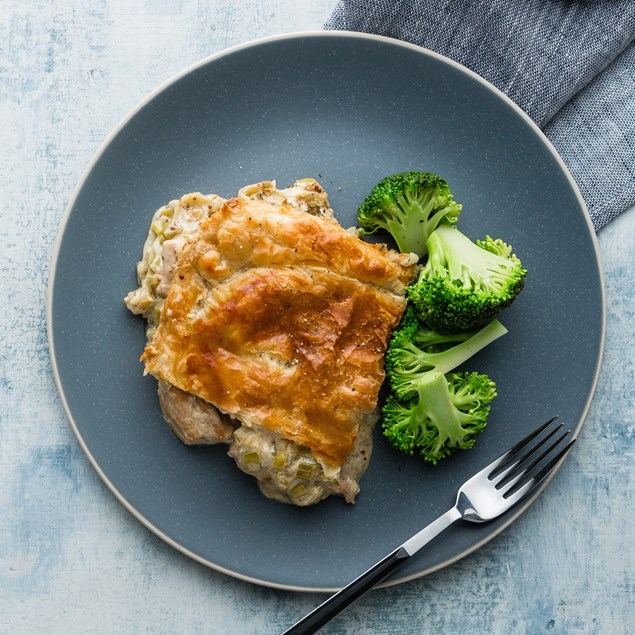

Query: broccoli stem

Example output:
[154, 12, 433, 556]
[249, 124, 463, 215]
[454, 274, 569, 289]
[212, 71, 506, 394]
[389, 194, 457, 256]
[382, 208, 427, 255]
[430, 319, 508, 374]
[416, 371, 466, 452]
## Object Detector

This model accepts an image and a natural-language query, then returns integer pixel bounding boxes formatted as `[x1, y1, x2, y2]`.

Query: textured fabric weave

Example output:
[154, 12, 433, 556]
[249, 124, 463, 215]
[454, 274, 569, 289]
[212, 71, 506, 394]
[325, 0, 635, 231]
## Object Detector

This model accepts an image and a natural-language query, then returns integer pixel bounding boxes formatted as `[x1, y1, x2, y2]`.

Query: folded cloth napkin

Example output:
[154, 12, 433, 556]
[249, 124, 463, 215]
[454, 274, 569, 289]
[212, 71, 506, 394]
[325, 0, 635, 231]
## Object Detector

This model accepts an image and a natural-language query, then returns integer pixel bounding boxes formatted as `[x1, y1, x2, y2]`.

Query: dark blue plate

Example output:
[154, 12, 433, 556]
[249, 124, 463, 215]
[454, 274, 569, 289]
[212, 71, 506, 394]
[48, 32, 605, 591]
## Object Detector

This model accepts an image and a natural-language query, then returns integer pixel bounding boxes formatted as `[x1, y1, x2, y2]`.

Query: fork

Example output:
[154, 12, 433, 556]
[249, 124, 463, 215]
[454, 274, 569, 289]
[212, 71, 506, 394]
[282, 416, 575, 635]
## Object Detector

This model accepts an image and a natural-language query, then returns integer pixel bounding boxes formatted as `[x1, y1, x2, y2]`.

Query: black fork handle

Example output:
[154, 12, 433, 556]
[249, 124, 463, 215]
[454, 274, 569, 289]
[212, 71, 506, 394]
[281, 546, 410, 635]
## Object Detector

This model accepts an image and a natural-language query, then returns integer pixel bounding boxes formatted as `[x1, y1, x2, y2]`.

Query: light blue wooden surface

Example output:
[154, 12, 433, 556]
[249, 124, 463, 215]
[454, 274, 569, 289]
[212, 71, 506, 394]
[1, 2, 633, 633]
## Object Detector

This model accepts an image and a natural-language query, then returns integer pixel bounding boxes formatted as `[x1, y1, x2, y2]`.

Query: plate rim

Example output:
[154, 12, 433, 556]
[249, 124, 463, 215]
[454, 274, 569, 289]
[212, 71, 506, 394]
[46, 30, 607, 592]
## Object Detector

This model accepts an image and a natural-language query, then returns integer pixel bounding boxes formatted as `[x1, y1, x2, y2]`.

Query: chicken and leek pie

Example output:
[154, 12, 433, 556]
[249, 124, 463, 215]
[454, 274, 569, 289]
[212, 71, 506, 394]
[126, 179, 415, 505]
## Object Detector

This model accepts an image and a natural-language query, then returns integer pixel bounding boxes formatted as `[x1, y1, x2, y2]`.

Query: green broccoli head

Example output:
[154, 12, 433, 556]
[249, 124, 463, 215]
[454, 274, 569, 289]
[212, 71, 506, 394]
[385, 306, 507, 400]
[357, 171, 461, 258]
[382, 370, 496, 464]
[409, 224, 527, 333]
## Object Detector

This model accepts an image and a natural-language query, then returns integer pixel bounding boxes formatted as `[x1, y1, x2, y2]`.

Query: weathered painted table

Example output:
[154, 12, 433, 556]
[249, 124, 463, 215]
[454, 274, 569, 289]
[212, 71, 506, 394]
[1, 2, 633, 633]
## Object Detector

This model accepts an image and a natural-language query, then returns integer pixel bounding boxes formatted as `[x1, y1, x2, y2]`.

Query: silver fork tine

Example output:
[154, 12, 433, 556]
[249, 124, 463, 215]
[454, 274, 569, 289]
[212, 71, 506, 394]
[496, 416, 559, 464]
[488, 417, 563, 485]
[502, 438, 576, 507]
[498, 428, 571, 496]
[476, 416, 559, 485]
[493, 421, 565, 486]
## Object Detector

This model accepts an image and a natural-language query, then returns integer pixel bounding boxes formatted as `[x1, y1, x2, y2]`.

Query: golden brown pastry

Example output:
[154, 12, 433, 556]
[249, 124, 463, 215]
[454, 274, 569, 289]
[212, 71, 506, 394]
[141, 196, 415, 468]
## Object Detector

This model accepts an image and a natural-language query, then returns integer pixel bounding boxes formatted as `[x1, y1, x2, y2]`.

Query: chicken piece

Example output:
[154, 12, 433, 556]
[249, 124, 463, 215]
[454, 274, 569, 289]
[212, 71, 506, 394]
[157, 381, 236, 445]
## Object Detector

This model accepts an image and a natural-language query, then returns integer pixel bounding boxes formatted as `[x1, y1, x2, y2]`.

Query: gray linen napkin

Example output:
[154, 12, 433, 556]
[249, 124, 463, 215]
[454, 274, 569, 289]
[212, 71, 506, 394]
[325, 0, 635, 231]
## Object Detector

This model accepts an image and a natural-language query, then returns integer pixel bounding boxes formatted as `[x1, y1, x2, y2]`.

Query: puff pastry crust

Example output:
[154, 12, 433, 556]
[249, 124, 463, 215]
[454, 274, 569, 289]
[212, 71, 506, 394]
[141, 197, 415, 467]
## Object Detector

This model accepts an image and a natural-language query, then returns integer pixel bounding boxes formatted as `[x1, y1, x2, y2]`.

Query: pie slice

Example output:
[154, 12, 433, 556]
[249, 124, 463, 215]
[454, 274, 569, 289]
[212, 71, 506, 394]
[141, 196, 415, 467]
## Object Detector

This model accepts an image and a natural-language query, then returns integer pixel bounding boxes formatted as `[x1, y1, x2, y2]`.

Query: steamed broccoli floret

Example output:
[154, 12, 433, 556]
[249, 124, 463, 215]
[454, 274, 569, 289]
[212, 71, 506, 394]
[357, 171, 461, 257]
[408, 224, 527, 333]
[381, 307, 505, 464]
[382, 371, 496, 464]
